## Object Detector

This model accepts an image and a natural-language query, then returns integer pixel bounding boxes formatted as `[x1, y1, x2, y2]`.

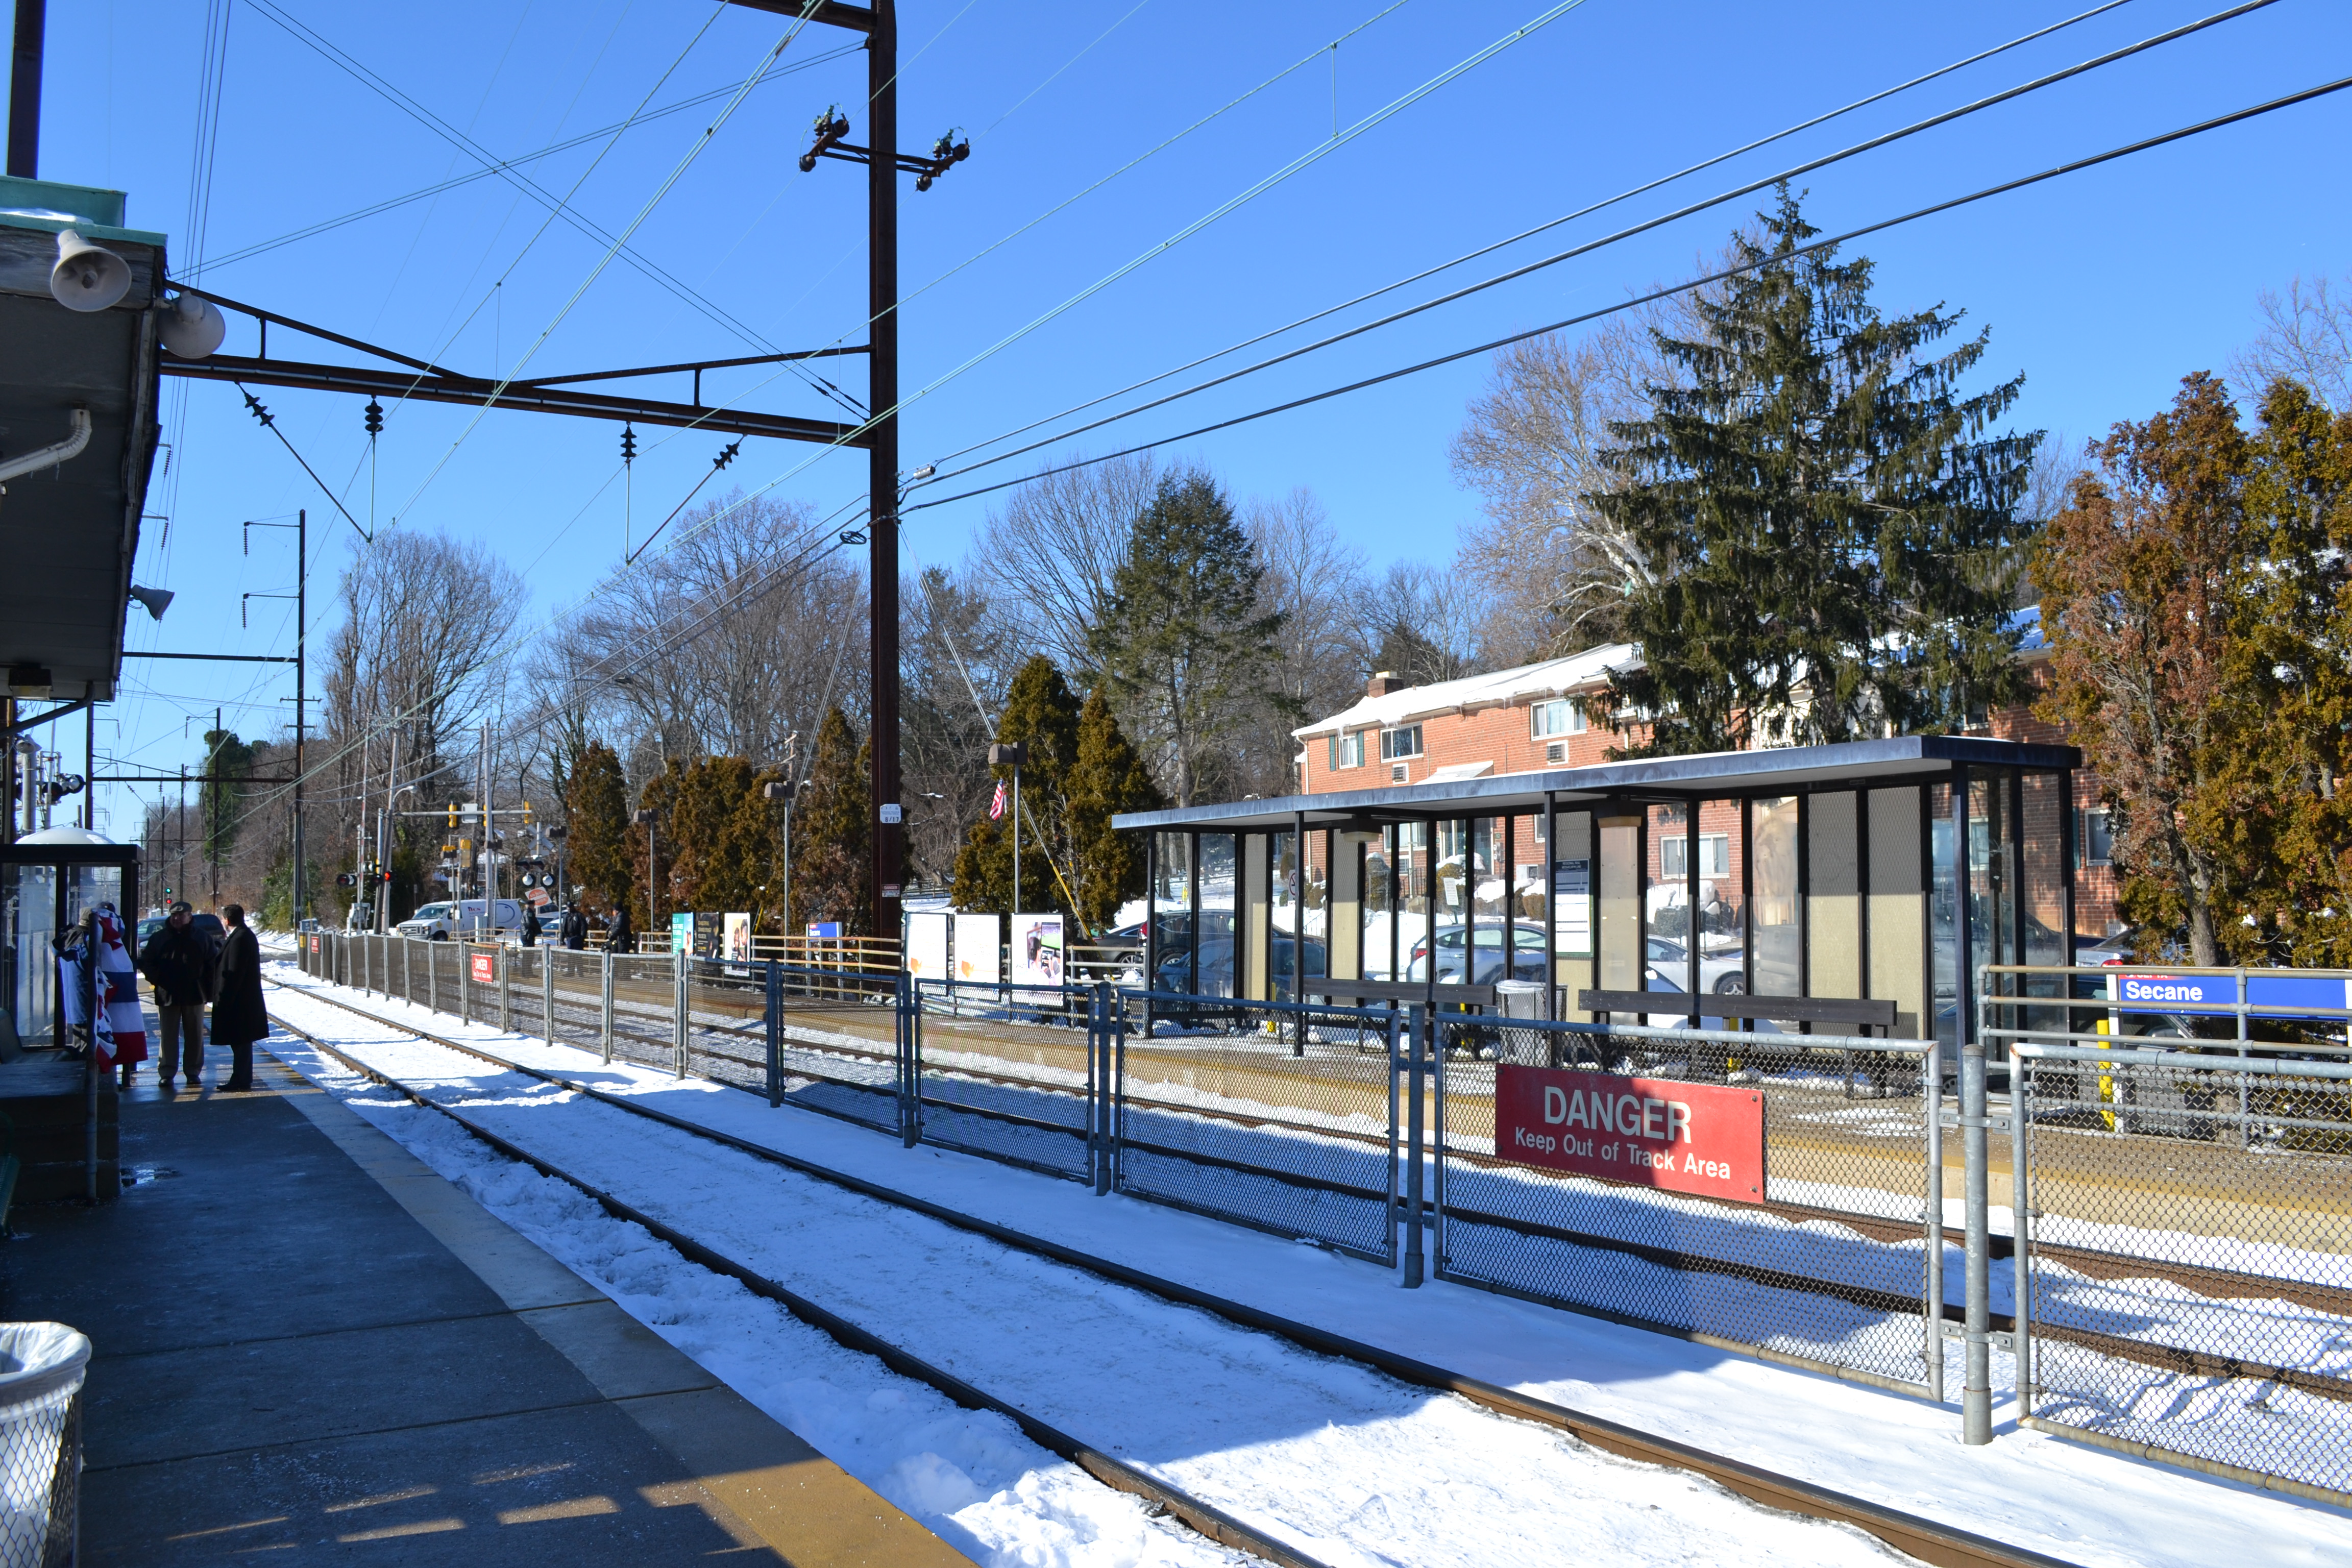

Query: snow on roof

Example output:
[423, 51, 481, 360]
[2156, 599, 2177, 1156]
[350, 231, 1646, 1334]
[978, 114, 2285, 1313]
[1292, 644, 1640, 739]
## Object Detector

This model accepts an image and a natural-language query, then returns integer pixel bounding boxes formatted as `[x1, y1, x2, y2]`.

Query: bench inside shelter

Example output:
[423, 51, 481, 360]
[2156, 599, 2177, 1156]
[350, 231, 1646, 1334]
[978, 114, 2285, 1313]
[1578, 989, 1902, 1036]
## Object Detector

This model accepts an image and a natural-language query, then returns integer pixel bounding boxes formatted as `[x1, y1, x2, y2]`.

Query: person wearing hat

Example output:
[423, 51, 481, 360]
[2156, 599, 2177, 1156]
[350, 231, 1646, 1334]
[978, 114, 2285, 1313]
[209, 904, 267, 1092]
[136, 901, 218, 1090]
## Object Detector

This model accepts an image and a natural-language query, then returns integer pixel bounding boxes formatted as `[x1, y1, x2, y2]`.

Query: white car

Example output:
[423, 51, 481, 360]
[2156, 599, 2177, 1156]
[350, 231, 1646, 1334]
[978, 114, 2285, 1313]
[396, 898, 527, 941]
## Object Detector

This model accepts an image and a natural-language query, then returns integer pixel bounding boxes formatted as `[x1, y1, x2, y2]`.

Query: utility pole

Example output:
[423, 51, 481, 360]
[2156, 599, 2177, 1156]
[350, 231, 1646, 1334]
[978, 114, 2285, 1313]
[867, 0, 904, 945]
[379, 727, 399, 933]
[779, 0, 970, 947]
[293, 509, 307, 924]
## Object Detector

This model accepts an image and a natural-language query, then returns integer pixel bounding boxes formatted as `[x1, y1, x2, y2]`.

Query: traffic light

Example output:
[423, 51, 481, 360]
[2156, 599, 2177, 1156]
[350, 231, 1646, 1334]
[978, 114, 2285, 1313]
[335, 872, 357, 888]
[521, 801, 533, 825]
[447, 802, 459, 830]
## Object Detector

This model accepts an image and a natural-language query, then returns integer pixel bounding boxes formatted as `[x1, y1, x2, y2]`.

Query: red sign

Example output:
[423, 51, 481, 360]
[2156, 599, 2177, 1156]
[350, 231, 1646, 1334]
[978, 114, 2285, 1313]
[1494, 1065, 1765, 1203]
[470, 952, 496, 986]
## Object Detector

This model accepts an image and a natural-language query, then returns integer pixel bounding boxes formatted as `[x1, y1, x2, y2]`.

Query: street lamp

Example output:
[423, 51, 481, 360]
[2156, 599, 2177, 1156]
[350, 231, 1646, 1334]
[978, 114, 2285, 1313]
[633, 807, 666, 942]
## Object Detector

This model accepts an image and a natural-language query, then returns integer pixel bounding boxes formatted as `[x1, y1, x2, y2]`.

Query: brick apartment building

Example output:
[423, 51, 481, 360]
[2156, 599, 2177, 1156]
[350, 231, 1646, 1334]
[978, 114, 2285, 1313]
[1292, 640, 2120, 942]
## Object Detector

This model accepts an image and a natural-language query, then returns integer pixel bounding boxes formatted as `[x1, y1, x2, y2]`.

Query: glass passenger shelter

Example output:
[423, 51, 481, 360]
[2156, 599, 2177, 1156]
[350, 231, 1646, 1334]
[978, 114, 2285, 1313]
[1, 828, 140, 1052]
[1113, 736, 2079, 1051]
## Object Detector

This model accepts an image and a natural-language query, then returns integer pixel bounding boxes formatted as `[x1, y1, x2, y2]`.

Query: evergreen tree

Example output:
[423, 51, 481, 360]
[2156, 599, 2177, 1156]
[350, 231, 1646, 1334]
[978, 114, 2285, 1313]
[564, 742, 632, 915]
[950, 657, 1082, 920]
[792, 708, 872, 935]
[1091, 467, 1284, 803]
[668, 756, 775, 915]
[1596, 187, 2040, 753]
[199, 729, 255, 867]
[1065, 688, 1165, 931]
[622, 760, 684, 932]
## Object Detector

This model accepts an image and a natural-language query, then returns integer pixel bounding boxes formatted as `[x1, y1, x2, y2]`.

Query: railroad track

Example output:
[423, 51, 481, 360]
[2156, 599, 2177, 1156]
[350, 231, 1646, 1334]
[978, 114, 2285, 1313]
[265, 977, 2082, 1568]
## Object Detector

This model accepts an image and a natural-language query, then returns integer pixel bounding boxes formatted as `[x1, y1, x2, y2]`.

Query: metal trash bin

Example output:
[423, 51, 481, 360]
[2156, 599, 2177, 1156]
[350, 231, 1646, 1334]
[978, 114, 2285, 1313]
[0, 1323, 88, 1568]
[1491, 980, 1548, 1064]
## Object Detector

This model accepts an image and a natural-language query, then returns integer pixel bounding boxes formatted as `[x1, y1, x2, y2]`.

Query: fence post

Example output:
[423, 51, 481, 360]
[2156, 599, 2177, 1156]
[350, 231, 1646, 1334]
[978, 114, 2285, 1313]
[498, 944, 511, 1033]
[541, 946, 554, 1043]
[673, 950, 688, 1077]
[1924, 1038, 1945, 1407]
[898, 972, 921, 1148]
[1961, 1028, 1992, 1444]
[1097, 984, 1117, 1196]
[2012, 1052, 2033, 1421]
[765, 960, 781, 1107]
[1403, 1002, 1426, 1289]
[459, 944, 473, 1026]
[428, 941, 439, 1014]
[600, 951, 615, 1063]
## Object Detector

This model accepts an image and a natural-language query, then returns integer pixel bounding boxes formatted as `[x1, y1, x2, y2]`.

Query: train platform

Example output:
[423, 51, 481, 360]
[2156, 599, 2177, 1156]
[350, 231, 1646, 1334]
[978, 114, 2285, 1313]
[0, 1034, 971, 1566]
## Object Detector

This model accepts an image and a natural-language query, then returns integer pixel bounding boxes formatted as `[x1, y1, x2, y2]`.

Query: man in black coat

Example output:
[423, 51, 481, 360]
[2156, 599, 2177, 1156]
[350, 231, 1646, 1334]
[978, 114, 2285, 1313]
[604, 903, 634, 954]
[520, 901, 542, 948]
[559, 901, 589, 951]
[209, 903, 268, 1092]
[137, 902, 218, 1090]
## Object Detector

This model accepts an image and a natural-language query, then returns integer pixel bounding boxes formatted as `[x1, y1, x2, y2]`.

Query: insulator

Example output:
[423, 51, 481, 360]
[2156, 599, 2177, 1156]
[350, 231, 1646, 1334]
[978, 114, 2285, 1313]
[363, 399, 384, 435]
[620, 424, 638, 465]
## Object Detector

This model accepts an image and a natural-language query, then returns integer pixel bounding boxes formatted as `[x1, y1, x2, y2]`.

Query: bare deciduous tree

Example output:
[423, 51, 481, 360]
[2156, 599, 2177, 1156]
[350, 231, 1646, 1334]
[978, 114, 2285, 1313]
[1230, 489, 1370, 793]
[2231, 273, 2352, 410]
[965, 453, 1157, 678]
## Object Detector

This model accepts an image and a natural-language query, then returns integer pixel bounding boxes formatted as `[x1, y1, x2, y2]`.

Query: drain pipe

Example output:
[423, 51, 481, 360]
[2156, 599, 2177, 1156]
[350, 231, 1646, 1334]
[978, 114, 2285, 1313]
[0, 406, 91, 484]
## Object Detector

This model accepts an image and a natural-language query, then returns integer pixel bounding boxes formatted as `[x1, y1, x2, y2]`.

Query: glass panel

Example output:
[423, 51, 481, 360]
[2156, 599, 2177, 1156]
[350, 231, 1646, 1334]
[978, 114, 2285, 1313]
[1929, 781, 1957, 1048]
[1363, 829, 1393, 980]
[1751, 797, 1799, 1000]
[1868, 785, 1927, 1040]
[8, 863, 58, 1046]
[1597, 817, 1641, 994]
[66, 865, 122, 930]
[1197, 834, 1238, 997]
[1806, 791, 1861, 1000]
[1644, 804, 1688, 1007]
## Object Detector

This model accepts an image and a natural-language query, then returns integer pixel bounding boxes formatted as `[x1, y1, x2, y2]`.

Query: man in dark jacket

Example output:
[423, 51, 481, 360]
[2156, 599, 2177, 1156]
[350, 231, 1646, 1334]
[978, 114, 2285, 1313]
[521, 901, 542, 948]
[604, 903, 633, 954]
[209, 903, 267, 1092]
[559, 901, 589, 951]
[137, 902, 217, 1090]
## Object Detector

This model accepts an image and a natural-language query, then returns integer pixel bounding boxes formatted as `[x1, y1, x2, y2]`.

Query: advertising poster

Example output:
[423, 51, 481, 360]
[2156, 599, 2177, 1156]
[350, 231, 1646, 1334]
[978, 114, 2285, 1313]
[952, 913, 1001, 986]
[672, 911, 696, 956]
[904, 911, 949, 980]
[723, 912, 752, 963]
[1011, 913, 1065, 994]
[1493, 1064, 1762, 1203]
[1552, 858, 1591, 957]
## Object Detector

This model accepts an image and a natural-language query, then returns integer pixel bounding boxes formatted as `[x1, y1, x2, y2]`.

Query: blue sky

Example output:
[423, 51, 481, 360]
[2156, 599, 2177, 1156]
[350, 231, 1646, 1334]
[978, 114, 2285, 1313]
[24, 0, 2351, 836]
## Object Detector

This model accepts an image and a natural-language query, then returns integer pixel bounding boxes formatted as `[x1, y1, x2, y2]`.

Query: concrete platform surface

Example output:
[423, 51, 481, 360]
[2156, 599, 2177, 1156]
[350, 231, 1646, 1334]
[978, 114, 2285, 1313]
[0, 1032, 971, 1566]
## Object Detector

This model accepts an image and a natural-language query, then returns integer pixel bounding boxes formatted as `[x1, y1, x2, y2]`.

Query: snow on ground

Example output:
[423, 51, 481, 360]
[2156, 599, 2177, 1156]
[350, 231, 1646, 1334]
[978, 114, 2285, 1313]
[263, 966, 2352, 1567]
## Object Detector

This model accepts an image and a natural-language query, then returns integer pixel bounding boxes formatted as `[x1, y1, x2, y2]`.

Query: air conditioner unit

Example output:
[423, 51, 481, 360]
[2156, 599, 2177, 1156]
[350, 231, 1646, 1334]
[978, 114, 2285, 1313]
[1391, 763, 1409, 782]
[1546, 742, 1565, 764]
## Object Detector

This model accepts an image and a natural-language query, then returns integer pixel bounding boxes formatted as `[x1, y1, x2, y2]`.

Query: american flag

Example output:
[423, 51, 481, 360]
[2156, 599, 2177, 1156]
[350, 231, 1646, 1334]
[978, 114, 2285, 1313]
[989, 779, 1008, 820]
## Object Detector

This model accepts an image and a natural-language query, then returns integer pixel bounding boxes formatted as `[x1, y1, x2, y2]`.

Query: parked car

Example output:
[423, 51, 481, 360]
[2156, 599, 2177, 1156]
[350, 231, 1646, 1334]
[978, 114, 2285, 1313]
[396, 898, 527, 941]
[1405, 921, 1549, 986]
[1643, 935, 1750, 995]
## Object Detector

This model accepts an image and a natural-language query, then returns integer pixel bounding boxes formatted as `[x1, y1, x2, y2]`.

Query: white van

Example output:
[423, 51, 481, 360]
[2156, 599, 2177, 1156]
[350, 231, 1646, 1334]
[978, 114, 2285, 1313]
[396, 898, 526, 941]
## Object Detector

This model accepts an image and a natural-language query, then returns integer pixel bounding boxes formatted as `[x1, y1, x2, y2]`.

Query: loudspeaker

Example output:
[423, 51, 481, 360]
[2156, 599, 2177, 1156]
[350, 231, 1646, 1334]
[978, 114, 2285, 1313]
[50, 231, 131, 313]
[128, 585, 174, 621]
[158, 293, 226, 359]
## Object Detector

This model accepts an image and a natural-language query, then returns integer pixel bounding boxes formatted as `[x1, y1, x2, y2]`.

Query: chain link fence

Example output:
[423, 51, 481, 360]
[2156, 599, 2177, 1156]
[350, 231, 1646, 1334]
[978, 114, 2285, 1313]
[2012, 1042, 2352, 1504]
[1435, 1014, 1944, 1394]
[1112, 991, 1400, 1265]
[909, 977, 1105, 1181]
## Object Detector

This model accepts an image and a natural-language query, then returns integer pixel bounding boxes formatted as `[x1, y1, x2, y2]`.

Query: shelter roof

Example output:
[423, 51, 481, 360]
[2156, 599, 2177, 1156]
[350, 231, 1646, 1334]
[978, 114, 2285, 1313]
[1113, 733, 2079, 834]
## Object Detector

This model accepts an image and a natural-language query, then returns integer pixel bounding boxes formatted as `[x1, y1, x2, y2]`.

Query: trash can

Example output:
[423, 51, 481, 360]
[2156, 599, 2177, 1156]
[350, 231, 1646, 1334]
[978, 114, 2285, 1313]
[1492, 980, 1548, 1064]
[0, 1323, 88, 1568]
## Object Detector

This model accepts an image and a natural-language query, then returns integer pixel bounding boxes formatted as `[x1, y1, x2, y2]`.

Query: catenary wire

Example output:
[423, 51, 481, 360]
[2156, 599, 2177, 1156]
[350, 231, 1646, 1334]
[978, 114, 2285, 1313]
[918, 0, 2148, 473]
[903, 70, 2352, 517]
[381, 6, 831, 525]
[918, 0, 2267, 489]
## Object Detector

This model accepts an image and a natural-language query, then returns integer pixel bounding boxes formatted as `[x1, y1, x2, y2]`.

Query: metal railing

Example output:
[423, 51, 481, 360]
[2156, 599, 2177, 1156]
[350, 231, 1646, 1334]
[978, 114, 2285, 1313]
[1432, 1011, 1945, 1397]
[286, 932, 2352, 1493]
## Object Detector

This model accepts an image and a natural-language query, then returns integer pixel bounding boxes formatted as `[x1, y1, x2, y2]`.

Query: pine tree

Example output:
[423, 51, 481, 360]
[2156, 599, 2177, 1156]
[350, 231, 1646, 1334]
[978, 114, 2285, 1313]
[950, 656, 1082, 919]
[1091, 467, 1284, 803]
[564, 742, 632, 916]
[668, 756, 775, 915]
[1596, 186, 2039, 753]
[1065, 687, 1165, 932]
[792, 708, 872, 935]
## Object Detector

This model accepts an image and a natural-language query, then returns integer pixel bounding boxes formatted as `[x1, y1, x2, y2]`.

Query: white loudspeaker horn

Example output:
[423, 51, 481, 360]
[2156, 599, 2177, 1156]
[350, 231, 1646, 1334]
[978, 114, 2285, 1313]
[51, 230, 131, 312]
[157, 292, 226, 359]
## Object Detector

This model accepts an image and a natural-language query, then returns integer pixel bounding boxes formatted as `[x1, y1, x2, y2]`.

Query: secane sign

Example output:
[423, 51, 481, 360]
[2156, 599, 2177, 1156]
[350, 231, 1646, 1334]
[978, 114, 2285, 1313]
[470, 952, 496, 986]
[1494, 1065, 1765, 1203]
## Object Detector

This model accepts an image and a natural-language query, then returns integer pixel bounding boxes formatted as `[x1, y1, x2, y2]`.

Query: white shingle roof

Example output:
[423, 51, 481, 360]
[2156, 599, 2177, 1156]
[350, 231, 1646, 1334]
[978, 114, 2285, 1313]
[1291, 644, 1640, 739]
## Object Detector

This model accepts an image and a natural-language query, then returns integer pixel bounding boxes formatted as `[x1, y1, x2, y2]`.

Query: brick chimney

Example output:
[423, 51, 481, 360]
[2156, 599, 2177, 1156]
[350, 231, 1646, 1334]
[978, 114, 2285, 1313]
[1366, 671, 1407, 698]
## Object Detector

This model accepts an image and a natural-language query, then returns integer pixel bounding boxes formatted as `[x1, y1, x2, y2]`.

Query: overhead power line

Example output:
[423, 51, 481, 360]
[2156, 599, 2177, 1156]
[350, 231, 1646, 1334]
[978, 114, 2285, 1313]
[904, 70, 2352, 516]
[917, 0, 2275, 490]
[918, 0, 2147, 474]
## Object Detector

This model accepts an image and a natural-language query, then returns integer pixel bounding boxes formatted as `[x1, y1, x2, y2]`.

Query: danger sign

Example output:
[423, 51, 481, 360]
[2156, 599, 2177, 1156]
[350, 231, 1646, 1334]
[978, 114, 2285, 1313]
[470, 952, 496, 986]
[1494, 1065, 1764, 1203]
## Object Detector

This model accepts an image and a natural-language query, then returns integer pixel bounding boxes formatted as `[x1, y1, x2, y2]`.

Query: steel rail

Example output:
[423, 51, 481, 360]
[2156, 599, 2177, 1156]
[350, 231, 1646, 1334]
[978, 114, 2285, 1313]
[268, 978, 2086, 1568]
[262, 1007, 1330, 1568]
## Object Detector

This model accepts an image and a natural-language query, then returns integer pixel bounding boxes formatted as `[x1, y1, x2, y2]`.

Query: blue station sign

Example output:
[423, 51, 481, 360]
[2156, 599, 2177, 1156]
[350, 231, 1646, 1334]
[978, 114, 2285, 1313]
[2108, 971, 2352, 1018]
